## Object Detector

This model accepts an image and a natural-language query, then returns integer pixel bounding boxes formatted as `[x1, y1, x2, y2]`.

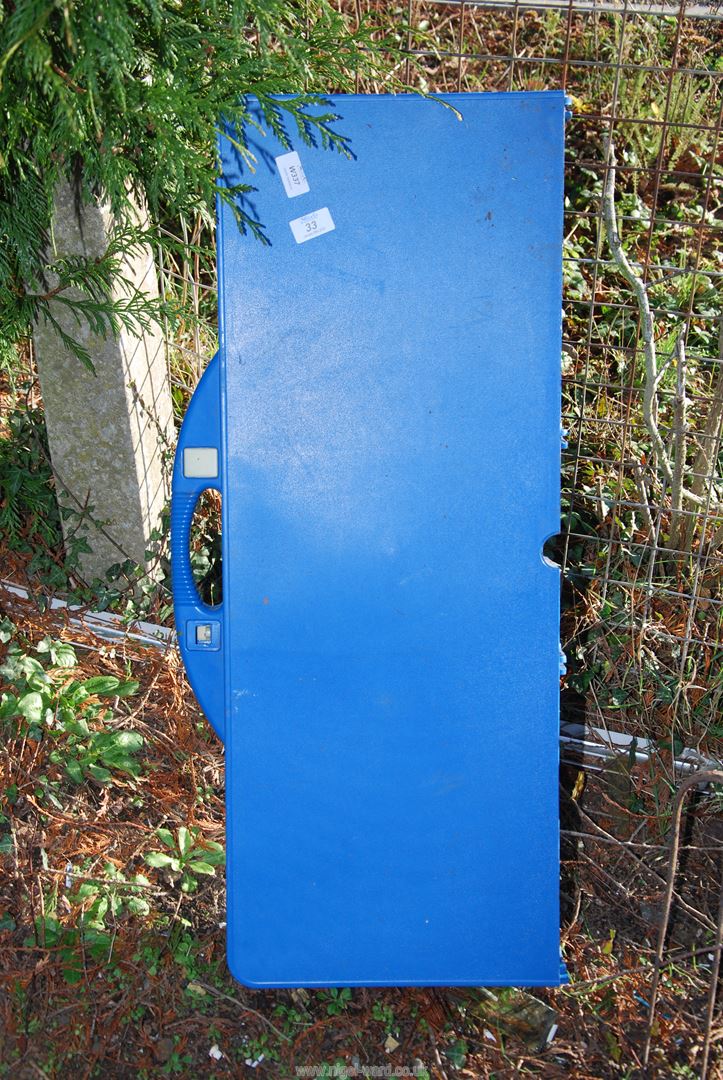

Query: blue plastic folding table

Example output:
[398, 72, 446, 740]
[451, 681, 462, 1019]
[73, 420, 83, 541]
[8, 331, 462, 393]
[172, 91, 568, 988]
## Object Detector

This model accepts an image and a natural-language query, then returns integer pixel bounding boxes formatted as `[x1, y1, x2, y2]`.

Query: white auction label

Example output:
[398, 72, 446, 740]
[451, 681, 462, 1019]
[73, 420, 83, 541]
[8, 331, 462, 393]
[289, 207, 335, 244]
[275, 151, 310, 198]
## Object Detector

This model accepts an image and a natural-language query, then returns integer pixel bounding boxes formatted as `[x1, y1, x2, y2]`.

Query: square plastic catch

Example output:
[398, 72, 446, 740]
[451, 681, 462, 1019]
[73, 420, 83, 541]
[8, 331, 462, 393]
[183, 447, 218, 478]
[186, 620, 221, 651]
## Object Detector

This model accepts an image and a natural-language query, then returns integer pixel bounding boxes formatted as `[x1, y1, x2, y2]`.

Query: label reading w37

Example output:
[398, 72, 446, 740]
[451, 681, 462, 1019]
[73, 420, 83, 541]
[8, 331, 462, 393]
[289, 207, 335, 245]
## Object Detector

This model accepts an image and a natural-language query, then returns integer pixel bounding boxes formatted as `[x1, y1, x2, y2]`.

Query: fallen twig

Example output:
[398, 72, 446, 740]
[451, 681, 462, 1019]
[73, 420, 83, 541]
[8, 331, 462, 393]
[193, 982, 292, 1043]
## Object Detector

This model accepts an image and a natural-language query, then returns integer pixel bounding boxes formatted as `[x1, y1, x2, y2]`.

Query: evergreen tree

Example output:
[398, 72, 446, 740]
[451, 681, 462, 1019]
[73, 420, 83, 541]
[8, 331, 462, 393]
[0, 1, 393, 371]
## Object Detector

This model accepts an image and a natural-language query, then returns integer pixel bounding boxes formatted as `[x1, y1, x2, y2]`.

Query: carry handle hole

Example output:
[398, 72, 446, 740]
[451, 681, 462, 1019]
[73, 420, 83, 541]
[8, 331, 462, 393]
[190, 489, 222, 606]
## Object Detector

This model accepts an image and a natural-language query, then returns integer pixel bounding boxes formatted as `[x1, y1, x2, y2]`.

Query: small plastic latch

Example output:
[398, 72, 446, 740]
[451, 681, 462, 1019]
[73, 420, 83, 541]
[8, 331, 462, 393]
[559, 645, 567, 677]
[561, 424, 569, 450]
[564, 94, 573, 124]
[187, 619, 221, 651]
[183, 447, 219, 478]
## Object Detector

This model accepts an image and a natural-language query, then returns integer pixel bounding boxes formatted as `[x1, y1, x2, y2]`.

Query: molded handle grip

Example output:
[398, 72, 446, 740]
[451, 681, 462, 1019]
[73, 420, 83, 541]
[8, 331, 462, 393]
[171, 352, 225, 741]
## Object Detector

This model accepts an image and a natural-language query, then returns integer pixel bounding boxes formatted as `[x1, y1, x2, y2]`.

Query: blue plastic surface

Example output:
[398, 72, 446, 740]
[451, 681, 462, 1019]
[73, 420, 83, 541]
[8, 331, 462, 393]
[171, 352, 225, 740]
[174, 91, 567, 987]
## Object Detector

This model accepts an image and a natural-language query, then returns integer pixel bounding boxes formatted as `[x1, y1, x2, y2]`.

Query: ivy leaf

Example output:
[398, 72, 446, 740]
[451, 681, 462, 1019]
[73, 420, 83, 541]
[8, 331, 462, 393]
[1, 653, 44, 682]
[65, 759, 85, 785]
[60, 957, 84, 985]
[75, 883, 99, 901]
[64, 716, 90, 738]
[17, 691, 44, 723]
[0, 694, 19, 719]
[101, 755, 141, 777]
[54, 643, 78, 668]
[126, 896, 150, 917]
[36, 637, 77, 668]
[112, 731, 143, 752]
[86, 764, 112, 783]
[93, 896, 110, 920]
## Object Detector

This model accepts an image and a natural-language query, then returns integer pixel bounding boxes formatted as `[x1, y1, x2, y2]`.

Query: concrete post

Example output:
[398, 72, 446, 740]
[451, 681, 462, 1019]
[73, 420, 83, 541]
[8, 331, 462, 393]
[33, 181, 175, 584]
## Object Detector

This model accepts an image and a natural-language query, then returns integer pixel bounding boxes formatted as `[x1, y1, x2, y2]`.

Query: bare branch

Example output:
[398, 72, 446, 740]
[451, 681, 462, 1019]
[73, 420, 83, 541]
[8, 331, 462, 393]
[602, 139, 716, 516]
[686, 318, 723, 551]
[602, 137, 673, 489]
[690, 320, 723, 502]
[632, 461, 655, 536]
[670, 330, 688, 549]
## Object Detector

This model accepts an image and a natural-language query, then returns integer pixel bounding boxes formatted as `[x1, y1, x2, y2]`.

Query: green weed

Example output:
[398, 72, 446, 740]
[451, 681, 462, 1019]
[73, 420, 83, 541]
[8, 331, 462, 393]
[0, 629, 142, 786]
[145, 825, 225, 893]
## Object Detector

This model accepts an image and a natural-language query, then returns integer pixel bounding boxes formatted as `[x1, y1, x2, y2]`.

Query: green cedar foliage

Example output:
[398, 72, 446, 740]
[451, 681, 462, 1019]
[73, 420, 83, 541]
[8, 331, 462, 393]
[0, 1, 393, 370]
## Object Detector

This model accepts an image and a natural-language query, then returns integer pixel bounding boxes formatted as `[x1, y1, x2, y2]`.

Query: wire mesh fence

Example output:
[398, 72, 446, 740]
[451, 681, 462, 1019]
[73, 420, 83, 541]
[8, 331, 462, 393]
[335, 0, 723, 765]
